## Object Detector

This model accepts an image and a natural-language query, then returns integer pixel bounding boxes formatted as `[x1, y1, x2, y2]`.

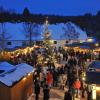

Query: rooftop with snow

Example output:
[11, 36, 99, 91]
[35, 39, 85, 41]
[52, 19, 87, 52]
[0, 62, 34, 87]
[4, 22, 87, 40]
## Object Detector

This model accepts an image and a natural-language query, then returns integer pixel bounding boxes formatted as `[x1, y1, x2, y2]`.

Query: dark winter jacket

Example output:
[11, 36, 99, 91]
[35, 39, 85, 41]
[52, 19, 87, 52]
[34, 83, 40, 94]
[64, 92, 72, 100]
[43, 87, 50, 100]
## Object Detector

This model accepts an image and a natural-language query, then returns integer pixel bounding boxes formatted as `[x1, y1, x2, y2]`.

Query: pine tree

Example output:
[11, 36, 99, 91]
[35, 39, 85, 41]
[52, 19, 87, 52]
[43, 17, 55, 64]
[37, 17, 56, 66]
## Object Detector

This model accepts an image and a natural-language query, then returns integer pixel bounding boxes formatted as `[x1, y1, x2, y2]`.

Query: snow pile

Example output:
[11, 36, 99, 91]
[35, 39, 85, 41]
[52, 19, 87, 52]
[0, 63, 34, 86]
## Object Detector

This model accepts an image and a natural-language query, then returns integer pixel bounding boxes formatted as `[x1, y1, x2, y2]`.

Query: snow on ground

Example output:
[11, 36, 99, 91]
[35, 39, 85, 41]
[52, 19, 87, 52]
[0, 63, 34, 86]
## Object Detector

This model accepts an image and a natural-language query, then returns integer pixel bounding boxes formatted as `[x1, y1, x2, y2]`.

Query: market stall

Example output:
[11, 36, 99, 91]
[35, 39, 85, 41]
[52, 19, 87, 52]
[0, 62, 34, 100]
[86, 61, 100, 100]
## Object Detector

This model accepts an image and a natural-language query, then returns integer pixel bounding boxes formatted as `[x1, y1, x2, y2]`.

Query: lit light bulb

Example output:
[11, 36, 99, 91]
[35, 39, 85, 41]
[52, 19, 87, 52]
[23, 77, 26, 81]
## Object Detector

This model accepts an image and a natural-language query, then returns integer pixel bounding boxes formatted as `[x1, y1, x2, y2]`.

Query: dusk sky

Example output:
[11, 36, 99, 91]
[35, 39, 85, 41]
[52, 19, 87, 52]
[0, 0, 100, 16]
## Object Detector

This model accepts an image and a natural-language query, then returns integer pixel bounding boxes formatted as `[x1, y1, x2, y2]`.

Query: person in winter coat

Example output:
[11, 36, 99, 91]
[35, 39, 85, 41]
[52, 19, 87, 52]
[34, 82, 40, 100]
[46, 71, 53, 87]
[39, 71, 44, 87]
[73, 78, 81, 98]
[60, 75, 67, 90]
[87, 85, 92, 100]
[43, 84, 50, 100]
[53, 69, 58, 87]
[64, 90, 72, 100]
[87, 90, 92, 100]
[68, 56, 74, 66]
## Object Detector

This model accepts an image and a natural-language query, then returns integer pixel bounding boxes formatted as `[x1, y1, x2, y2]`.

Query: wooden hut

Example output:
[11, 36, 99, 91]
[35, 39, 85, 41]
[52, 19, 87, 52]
[0, 62, 34, 100]
[86, 61, 100, 100]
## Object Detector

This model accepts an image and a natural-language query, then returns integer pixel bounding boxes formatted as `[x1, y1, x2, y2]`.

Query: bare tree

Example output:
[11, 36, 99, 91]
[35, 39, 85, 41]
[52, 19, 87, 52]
[23, 22, 41, 46]
[61, 22, 79, 40]
[0, 23, 11, 51]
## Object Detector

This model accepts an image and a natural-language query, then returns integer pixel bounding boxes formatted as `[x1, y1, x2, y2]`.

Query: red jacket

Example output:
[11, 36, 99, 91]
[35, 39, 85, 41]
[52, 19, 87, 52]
[46, 72, 53, 85]
[73, 80, 81, 89]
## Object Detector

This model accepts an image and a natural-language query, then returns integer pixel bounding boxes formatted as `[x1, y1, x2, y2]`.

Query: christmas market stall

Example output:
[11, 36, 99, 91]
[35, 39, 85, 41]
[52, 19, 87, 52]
[86, 61, 100, 100]
[64, 41, 100, 52]
[0, 62, 34, 100]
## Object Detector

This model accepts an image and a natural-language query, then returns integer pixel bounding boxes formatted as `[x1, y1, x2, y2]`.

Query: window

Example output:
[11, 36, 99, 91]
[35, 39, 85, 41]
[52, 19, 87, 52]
[54, 41, 57, 44]
[7, 42, 11, 45]
[66, 41, 68, 43]
[22, 41, 27, 46]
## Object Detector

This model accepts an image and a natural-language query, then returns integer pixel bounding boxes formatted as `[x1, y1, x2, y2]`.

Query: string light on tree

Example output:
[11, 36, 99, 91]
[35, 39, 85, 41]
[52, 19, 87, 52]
[37, 17, 56, 66]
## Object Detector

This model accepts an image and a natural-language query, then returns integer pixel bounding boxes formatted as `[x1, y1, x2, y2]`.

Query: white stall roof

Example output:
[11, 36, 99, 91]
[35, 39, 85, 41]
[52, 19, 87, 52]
[0, 62, 14, 68]
[0, 63, 34, 86]
[0, 62, 15, 76]
[88, 61, 100, 69]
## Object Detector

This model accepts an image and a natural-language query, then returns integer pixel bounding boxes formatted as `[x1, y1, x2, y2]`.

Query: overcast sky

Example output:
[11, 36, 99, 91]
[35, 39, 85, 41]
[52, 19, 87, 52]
[0, 0, 100, 16]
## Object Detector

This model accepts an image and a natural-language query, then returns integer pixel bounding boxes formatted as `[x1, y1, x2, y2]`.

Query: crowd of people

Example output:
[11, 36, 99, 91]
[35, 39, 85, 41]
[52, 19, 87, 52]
[1, 46, 100, 100]
[31, 47, 99, 100]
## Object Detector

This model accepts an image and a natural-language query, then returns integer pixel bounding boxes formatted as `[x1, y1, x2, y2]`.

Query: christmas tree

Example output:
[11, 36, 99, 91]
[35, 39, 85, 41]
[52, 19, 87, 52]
[38, 17, 56, 65]
[43, 17, 55, 63]
[37, 17, 56, 66]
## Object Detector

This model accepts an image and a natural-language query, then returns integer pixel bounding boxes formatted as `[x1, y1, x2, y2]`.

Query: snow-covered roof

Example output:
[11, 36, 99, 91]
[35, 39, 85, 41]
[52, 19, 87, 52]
[5, 22, 87, 40]
[0, 62, 14, 68]
[89, 61, 100, 69]
[61, 22, 87, 40]
[0, 63, 34, 86]
[87, 61, 100, 84]
[0, 62, 16, 76]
